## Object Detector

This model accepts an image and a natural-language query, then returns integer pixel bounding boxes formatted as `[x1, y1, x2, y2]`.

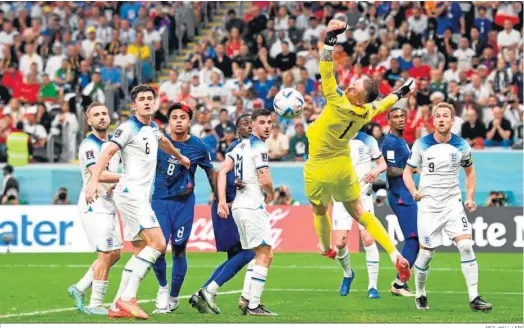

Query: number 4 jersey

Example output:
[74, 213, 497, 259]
[227, 134, 269, 210]
[152, 135, 212, 199]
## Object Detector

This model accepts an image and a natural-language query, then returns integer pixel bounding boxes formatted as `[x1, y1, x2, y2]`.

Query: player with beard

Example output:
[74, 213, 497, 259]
[404, 102, 492, 312]
[151, 102, 216, 314]
[381, 108, 420, 297]
[69, 102, 122, 315]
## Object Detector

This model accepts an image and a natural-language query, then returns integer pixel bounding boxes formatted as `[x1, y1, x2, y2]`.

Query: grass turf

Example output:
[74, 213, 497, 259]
[0, 252, 522, 323]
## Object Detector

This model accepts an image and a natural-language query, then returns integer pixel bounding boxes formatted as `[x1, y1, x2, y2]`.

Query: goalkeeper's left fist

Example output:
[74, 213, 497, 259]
[393, 78, 416, 100]
[325, 20, 347, 47]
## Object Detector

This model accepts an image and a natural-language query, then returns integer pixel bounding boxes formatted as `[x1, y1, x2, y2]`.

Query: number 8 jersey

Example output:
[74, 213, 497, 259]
[227, 135, 269, 210]
[110, 116, 162, 197]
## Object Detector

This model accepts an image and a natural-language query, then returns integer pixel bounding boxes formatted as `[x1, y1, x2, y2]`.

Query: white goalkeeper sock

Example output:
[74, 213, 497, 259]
[364, 243, 379, 289]
[76, 265, 94, 293]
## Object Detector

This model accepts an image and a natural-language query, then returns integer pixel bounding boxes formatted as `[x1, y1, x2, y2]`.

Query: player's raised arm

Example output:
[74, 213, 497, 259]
[319, 20, 347, 102]
[368, 79, 416, 118]
[461, 145, 477, 212]
[158, 135, 191, 169]
[217, 157, 234, 218]
[85, 142, 119, 203]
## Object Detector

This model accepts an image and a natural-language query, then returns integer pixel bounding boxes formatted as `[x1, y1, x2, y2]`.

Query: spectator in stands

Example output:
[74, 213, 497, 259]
[270, 30, 296, 58]
[474, 6, 492, 39]
[214, 108, 236, 139]
[488, 58, 513, 99]
[81, 26, 100, 58]
[51, 101, 79, 162]
[45, 43, 66, 79]
[462, 108, 487, 148]
[200, 124, 218, 161]
[188, 76, 206, 103]
[100, 55, 121, 87]
[54, 59, 74, 92]
[409, 56, 431, 81]
[414, 105, 434, 139]
[200, 57, 224, 86]
[216, 126, 236, 162]
[180, 59, 198, 84]
[253, 68, 274, 100]
[67, 45, 84, 73]
[119, 18, 136, 45]
[52, 187, 72, 205]
[485, 106, 514, 147]
[443, 57, 460, 83]
[105, 30, 121, 56]
[398, 43, 414, 71]
[23, 113, 47, 150]
[267, 123, 289, 161]
[485, 191, 508, 207]
[128, 31, 153, 81]
[504, 95, 523, 129]
[470, 27, 486, 56]
[143, 20, 161, 46]
[226, 9, 246, 35]
[114, 43, 136, 87]
[1, 165, 19, 204]
[465, 74, 490, 107]
[96, 16, 113, 45]
[497, 19, 521, 50]
[82, 71, 105, 103]
[159, 69, 181, 102]
[18, 43, 43, 77]
[40, 74, 59, 102]
[213, 43, 233, 78]
[454, 37, 476, 71]
[274, 41, 296, 74]
[230, 98, 247, 124]
[289, 121, 308, 161]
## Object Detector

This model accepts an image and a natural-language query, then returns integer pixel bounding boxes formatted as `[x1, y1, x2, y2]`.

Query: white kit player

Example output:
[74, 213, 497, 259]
[403, 102, 493, 312]
[85, 84, 190, 320]
[216, 109, 277, 316]
[332, 131, 387, 299]
[69, 102, 122, 315]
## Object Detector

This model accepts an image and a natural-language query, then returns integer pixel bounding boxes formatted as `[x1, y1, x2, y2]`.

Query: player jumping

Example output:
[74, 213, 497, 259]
[403, 102, 493, 312]
[151, 102, 216, 314]
[304, 19, 414, 281]
[382, 108, 420, 297]
[189, 114, 256, 314]
[69, 102, 122, 315]
[85, 85, 190, 319]
[332, 131, 386, 298]
[217, 109, 277, 316]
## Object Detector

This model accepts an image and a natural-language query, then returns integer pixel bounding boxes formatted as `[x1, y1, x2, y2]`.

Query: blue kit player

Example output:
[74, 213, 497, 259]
[151, 102, 216, 313]
[189, 114, 256, 314]
[382, 107, 419, 297]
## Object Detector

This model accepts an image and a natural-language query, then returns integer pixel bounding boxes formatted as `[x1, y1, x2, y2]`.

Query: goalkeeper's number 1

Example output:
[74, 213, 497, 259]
[339, 121, 354, 139]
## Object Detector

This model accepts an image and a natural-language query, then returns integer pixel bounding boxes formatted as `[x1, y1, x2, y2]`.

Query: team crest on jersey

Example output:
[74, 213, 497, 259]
[449, 152, 460, 167]
[358, 147, 364, 157]
[261, 153, 268, 162]
[114, 129, 122, 138]
[86, 150, 95, 160]
[424, 236, 431, 245]
[107, 238, 113, 248]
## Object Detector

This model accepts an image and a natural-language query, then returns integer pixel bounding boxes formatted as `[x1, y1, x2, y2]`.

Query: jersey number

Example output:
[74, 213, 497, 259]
[145, 142, 150, 154]
[339, 121, 355, 139]
[167, 163, 175, 176]
[234, 154, 243, 180]
[428, 162, 435, 172]
[461, 217, 468, 228]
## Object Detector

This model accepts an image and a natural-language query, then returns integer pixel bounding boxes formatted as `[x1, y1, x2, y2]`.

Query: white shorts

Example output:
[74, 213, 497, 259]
[418, 201, 472, 248]
[79, 211, 123, 252]
[332, 195, 374, 231]
[232, 207, 273, 250]
[114, 191, 160, 242]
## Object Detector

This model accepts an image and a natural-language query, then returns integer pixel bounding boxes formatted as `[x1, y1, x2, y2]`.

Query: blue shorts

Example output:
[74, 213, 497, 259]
[152, 193, 195, 246]
[388, 193, 418, 239]
[211, 201, 242, 252]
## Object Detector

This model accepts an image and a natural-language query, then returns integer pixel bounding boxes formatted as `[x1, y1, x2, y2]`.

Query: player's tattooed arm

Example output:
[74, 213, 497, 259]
[257, 167, 275, 204]
[319, 48, 334, 62]
[204, 167, 218, 197]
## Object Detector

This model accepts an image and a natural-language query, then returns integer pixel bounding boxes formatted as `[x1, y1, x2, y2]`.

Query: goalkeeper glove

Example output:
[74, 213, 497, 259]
[392, 78, 416, 100]
[324, 23, 347, 47]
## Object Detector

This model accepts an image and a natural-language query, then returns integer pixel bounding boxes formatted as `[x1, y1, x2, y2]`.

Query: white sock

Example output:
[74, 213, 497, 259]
[336, 247, 353, 278]
[76, 266, 94, 293]
[364, 243, 379, 289]
[112, 255, 135, 310]
[206, 281, 219, 295]
[248, 265, 268, 309]
[122, 247, 161, 301]
[242, 260, 256, 300]
[89, 280, 108, 307]
[457, 240, 479, 302]
[414, 249, 434, 298]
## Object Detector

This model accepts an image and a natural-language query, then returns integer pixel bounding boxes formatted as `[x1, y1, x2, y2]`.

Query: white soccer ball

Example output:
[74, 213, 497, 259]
[273, 88, 305, 118]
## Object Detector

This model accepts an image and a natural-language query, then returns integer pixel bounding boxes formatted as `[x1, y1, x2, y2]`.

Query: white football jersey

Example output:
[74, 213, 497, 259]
[78, 133, 121, 214]
[110, 116, 162, 198]
[407, 133, 473, 212]
[227, 134, 270, 210]
[349, 132, 382, 195]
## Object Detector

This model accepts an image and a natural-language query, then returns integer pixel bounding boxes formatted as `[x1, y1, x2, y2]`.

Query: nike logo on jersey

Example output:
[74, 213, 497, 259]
[427, 157, 435, 160]
[143, 137, 148, 140]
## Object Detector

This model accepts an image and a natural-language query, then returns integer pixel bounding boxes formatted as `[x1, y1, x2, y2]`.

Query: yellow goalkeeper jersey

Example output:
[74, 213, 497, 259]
[306, 61, 397, 161]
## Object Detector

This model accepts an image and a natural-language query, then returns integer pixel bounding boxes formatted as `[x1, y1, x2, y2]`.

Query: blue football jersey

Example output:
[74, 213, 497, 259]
[153, 135, 213, 199]
[224, 139, 240, 203]
[381, 133, 415, 205]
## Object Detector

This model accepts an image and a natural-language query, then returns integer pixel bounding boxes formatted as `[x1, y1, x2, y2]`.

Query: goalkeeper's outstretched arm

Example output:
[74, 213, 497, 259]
[319, 20, 347, 102]
[368, 79, 416, 118]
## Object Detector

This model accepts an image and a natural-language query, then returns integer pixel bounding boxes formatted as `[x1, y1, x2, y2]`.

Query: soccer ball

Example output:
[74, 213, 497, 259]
[273, 88, 305, 118]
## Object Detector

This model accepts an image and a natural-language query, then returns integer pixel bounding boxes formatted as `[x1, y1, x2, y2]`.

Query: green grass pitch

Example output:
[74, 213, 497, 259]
[0, 252, 522, 323]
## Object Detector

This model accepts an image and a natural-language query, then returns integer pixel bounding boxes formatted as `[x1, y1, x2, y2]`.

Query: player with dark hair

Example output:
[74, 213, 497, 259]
[304, 19, 415, 283]
[150, 102, 217, 314]
[190, 113, 256, 314]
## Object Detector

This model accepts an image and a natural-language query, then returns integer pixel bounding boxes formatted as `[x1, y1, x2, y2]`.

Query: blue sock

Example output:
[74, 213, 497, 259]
[203, 261, 228, 288]
[170, 253, 187, 297]
[214, 250, 255, 287]
[397, 237, 419, 280]
[153, 254, 168, 287]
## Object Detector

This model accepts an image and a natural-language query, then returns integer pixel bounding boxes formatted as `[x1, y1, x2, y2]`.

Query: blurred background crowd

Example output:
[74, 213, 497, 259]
[0, 1, 522, 167]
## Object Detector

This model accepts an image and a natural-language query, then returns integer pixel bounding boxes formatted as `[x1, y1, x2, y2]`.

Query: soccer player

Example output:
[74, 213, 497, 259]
[151, 102, 216, 314]
[382, 108, 419, 297]
[332, 131, 386, 298]
[216, 109, 277, 316]
[189, 113, 256, 314]
[403, 102, 493, 312]
[85, 85, 190, 319]
[304, 19, 414, 280]
[69, 102, 122, 315]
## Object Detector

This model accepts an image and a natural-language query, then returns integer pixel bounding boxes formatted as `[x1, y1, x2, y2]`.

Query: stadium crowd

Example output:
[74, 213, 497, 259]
[0, 1, 523, 165]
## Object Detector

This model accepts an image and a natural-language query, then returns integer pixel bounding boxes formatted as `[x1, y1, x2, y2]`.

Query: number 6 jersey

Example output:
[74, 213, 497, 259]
[227, 134, 269, 210]
[110, 116, 162, 196]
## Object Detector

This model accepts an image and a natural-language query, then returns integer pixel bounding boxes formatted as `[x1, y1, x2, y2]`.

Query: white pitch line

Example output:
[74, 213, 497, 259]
[0, 264, 522, 273]
[0, 288, 521, 319]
